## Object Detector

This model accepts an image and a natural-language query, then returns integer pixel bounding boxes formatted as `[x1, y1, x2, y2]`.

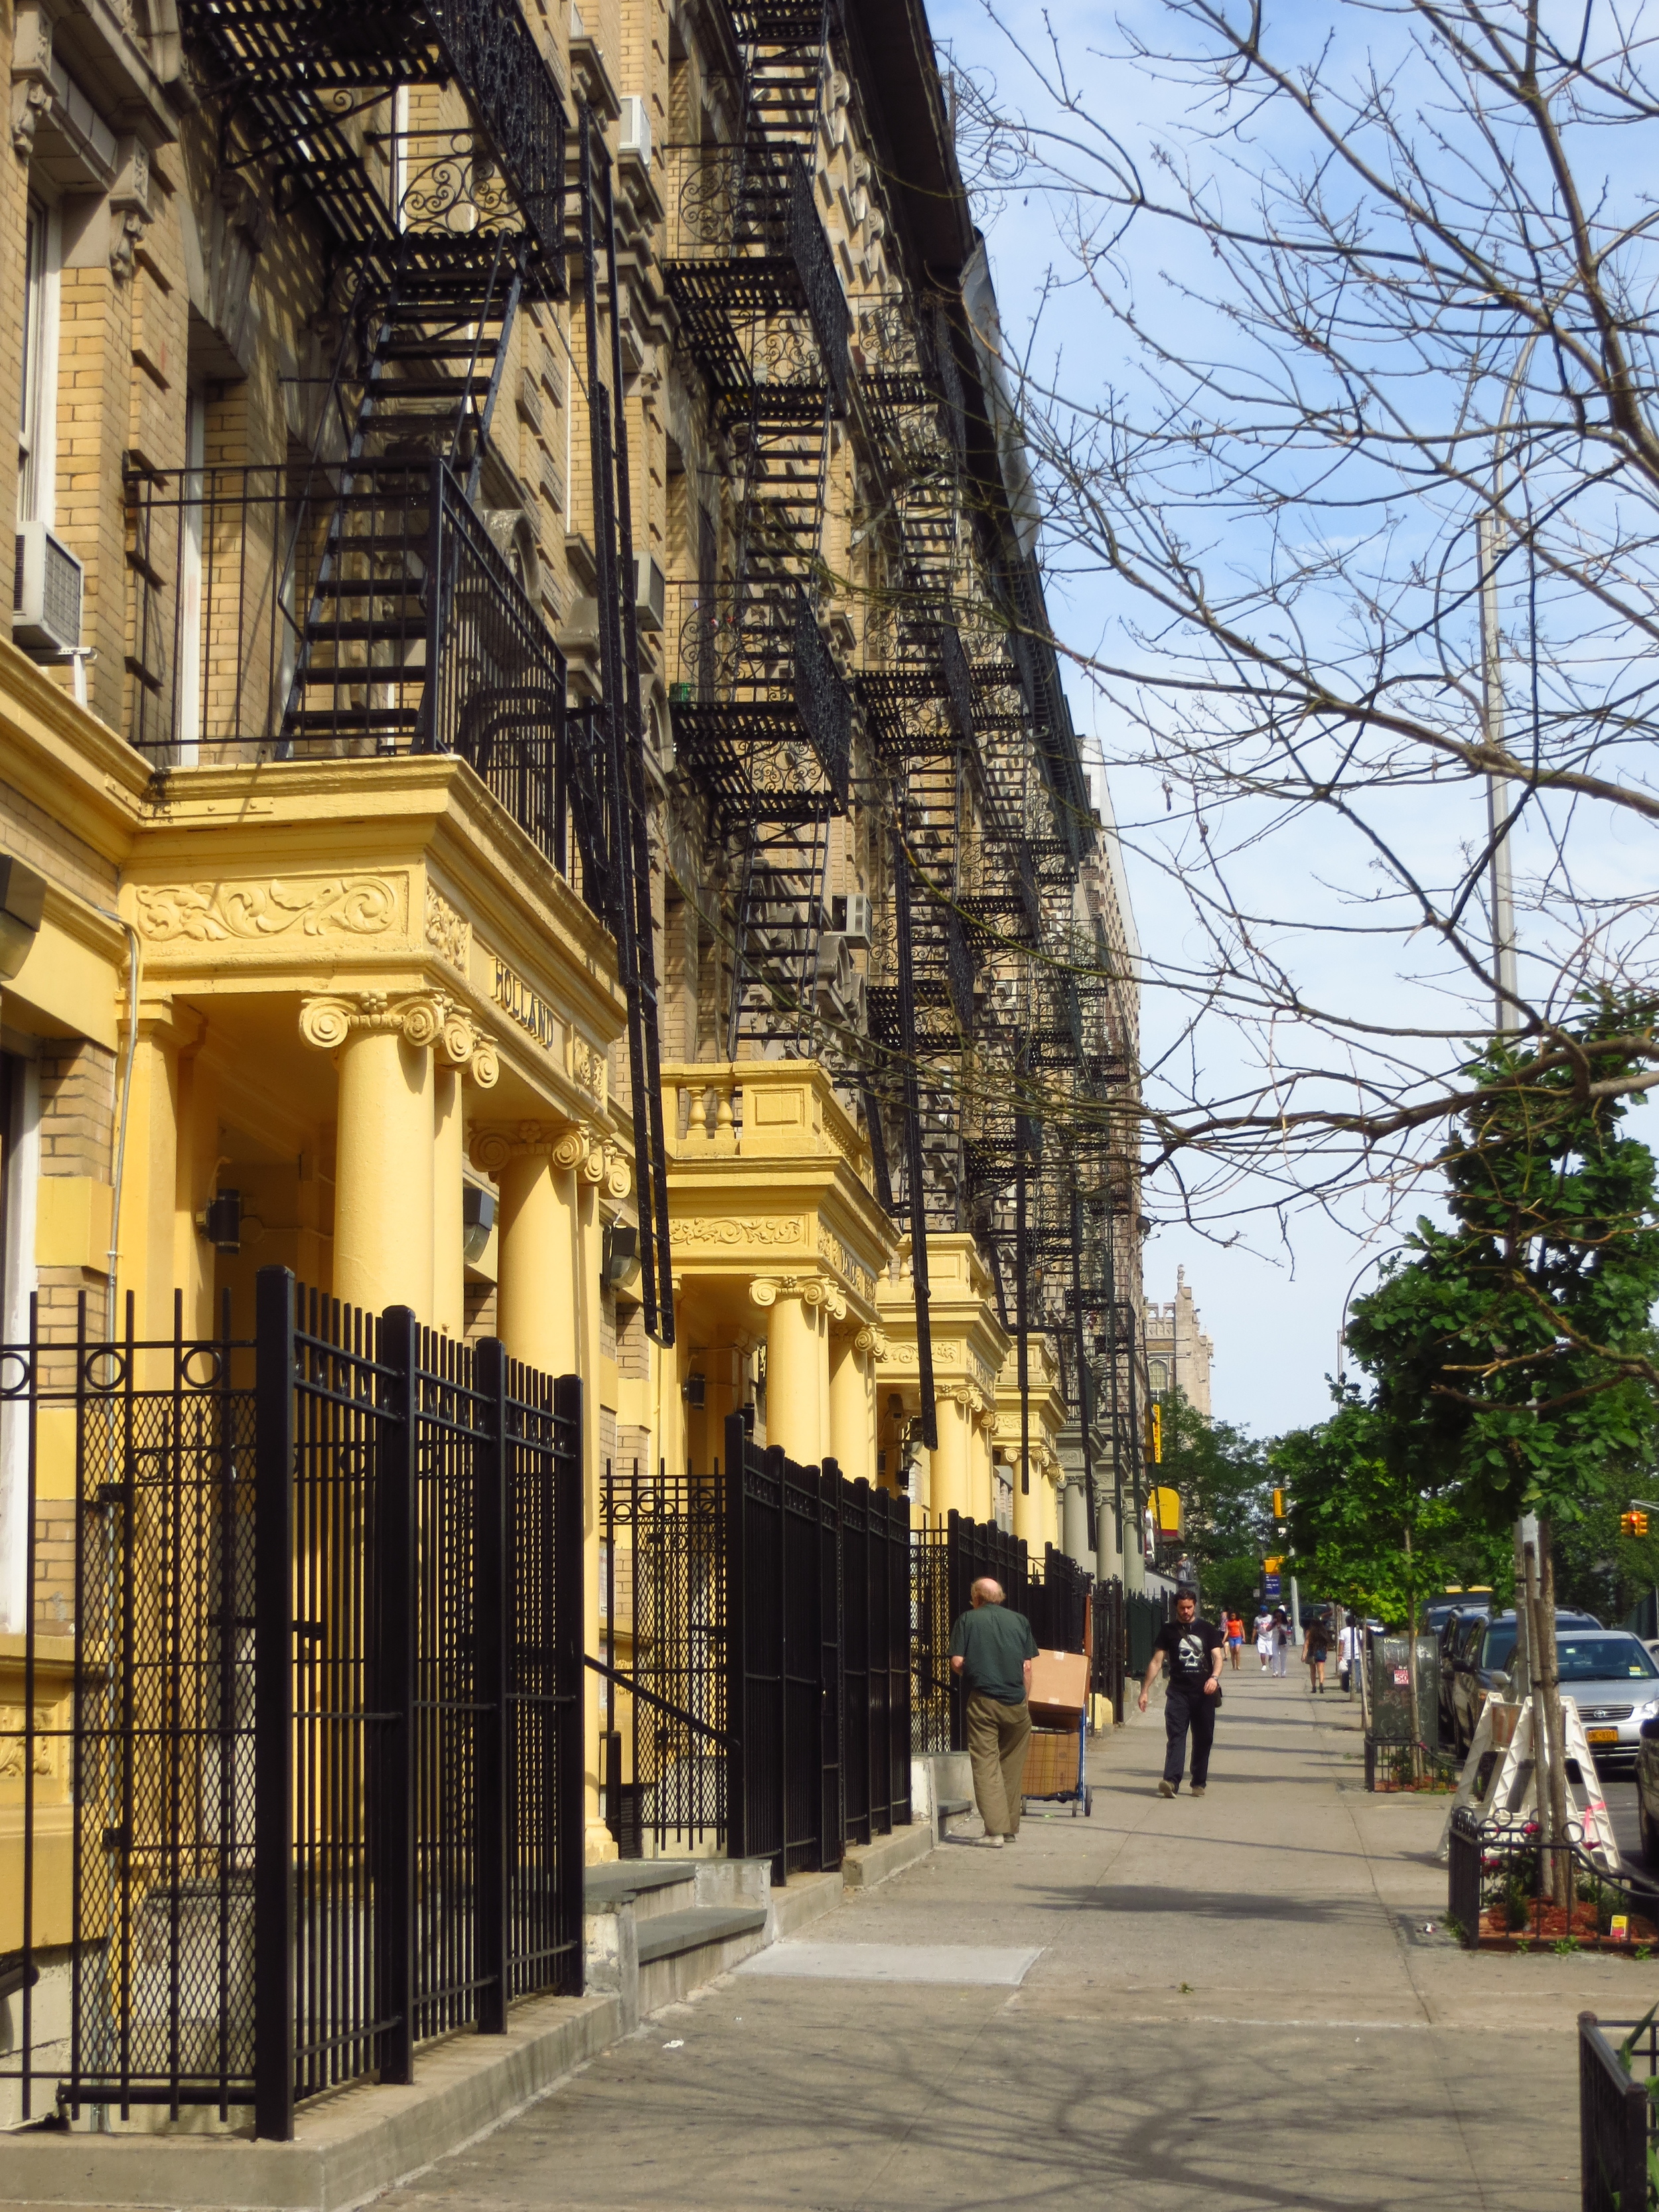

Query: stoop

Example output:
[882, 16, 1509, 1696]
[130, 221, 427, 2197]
[1, 1823, 938, 2212]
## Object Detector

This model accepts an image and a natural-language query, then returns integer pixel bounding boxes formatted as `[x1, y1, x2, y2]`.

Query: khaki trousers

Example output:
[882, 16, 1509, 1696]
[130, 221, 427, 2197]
[966, 1692, 1032, 1837]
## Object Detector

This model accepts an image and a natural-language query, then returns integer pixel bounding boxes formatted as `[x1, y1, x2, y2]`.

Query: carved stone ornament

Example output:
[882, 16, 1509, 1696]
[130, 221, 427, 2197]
[11, 5, 52, 158]
[299, 989, 445, 1053]
[425, 885, 471, 970]
[137, 875, 402, 942]
[469, 1119, 587, 1179]
[677, 1216, 804, 1248]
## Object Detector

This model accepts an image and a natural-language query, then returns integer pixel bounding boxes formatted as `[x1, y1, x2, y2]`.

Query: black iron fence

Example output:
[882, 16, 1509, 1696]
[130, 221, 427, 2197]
[1448, 1806, 1659, 1954]
[598, 1420, 910, 1881]
[1579, 2011, 1658, 2211]
[1, 1268, 582, 2141]
[1094, 1576, 1125, 1721]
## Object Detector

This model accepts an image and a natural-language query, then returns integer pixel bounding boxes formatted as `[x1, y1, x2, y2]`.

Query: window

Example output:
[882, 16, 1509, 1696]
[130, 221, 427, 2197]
[17, 197, 58, 526]
[176, 390, 206, 759]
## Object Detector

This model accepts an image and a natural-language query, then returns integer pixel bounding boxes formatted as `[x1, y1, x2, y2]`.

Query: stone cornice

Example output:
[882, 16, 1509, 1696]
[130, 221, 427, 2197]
[0, 637, 151, 865]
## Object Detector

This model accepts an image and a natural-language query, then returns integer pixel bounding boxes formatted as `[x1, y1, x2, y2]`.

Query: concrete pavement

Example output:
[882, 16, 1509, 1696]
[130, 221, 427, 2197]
[371, 1666, 1655, 2211]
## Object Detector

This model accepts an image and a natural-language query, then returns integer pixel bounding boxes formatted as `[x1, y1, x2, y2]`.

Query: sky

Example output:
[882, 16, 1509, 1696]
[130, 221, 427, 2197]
[924, 0, 1659, 1443]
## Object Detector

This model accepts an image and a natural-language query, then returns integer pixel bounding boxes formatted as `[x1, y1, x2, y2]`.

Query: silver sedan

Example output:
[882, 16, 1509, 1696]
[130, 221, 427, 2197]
[1552, 1633, 1659, 1769]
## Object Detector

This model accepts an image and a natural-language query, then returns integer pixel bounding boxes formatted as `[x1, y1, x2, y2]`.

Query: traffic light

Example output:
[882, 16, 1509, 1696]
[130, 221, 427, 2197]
[1622, 1509, 1650, 1538]
[1272, 1487, 1286, 1519]
[1150, 1402, 1163, 1464]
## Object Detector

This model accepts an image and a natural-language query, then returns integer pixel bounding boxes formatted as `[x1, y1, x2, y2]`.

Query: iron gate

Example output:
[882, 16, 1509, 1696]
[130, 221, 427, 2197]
[1, 1266, 583, 2140]
[599, 1420, 910, 1880]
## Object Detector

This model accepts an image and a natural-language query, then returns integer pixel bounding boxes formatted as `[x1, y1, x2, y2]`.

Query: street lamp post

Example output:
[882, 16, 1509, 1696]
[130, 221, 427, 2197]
[1477, 332, 1541, 1036]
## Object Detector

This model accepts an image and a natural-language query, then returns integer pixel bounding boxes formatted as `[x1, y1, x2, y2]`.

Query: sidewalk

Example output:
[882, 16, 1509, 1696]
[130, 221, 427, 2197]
[372, 1670, 1637, 2211]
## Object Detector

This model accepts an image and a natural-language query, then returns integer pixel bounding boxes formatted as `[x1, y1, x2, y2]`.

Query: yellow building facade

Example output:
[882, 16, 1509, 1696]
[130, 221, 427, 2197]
[0, 0, 1143, 1971]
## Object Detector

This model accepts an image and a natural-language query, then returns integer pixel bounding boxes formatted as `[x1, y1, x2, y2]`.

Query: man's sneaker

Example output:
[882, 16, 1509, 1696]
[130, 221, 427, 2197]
[977, 1832, 1004, 1848]
[1157, 1779, 1177, 1799]
[1190, 1785, 1207, 1797]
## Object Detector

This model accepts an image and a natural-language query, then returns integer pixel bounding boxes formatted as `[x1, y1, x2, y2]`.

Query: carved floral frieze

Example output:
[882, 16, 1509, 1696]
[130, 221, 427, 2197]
[137, 875, 403, 943]
[677, 1216, 804, 1248]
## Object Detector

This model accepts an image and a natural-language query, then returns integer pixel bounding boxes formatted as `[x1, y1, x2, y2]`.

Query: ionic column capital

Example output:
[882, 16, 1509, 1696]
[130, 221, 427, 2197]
[299, 988, 447, 1053]
[469, 1118, 587, 1178]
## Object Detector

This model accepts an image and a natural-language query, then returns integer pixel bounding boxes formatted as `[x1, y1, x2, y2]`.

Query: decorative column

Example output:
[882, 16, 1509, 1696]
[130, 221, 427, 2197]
[751, 1278, 821, 1465]
[433, 1014, 497, 1335]
[302, 992, 444, 1318]
[931, 1386, 974, 1520]
[969, 1393, 995, 1524]
[1062, 1476, 1091, 1566]
[1012, 1434, 1046, 1550]
[468, 1118, 586, 1372]
[828, 1325, 871, 1483]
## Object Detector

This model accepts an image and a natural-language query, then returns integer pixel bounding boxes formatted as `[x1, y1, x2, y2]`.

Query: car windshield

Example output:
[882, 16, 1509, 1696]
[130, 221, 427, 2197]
[1557, 1636, 1658, 1682]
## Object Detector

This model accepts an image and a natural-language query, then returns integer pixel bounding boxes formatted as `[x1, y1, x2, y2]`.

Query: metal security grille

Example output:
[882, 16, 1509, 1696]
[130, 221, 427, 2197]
[601, 1463, 730, 1858]
[71, 1295, 257, 2119]
[599, 1426, 911, 1880]
[0, 1269, 581, 2142]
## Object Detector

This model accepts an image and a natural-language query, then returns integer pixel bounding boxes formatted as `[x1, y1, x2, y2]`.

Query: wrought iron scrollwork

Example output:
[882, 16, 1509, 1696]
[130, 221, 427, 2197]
[792, 588, 851, 806]
[786, 155, 849, 413]
[396, 128, 514, 237]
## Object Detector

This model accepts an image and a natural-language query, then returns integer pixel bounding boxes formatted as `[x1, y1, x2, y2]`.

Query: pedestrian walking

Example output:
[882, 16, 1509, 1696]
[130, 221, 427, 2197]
[1271, 1607, 1291, 1677]
[1226, 1613, 1244, 1670]
[1338, 1612, 1361, 1695]
[1254, 1608, 1274, 1672]
[1303, 1612, 1329, 1693]
[948, 1576, 1039, 1848]
[1139, 1585, 1225, 1797]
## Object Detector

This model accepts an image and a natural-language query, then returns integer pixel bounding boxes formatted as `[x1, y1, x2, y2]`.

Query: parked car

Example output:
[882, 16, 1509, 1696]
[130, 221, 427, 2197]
[1438, 1607, 1491, 1742]
[1448, 1609, 1603, 1755]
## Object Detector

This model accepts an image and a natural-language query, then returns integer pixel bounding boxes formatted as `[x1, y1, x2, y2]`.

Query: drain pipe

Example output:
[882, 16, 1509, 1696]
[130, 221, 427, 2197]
[106, 924, 140, 1337]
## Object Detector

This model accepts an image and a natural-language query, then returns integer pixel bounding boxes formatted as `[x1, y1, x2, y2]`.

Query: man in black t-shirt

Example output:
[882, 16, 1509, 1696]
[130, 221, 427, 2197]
[1137, 1587, 1225, 1797]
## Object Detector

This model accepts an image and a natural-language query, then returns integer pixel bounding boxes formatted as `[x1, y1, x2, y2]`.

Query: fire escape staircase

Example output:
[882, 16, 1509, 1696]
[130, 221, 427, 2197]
[662, 2, 852, 1069]
[175, 0, 676, 1341]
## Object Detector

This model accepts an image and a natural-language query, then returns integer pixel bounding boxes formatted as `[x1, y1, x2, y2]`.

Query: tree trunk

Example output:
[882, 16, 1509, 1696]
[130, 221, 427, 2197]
[1530, 1526, 1571, 1911]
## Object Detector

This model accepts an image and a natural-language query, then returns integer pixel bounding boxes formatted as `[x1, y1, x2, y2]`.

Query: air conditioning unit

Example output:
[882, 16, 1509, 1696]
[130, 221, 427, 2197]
[634, 552, 666, 632]
[13, 522, 83, 658]
[619, 95, 652, 168]
[837, 891, 873, 947]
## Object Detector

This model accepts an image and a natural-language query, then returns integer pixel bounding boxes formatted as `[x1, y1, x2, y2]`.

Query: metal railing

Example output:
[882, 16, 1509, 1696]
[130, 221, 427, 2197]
[1580, 2012, 1658, 2211]
[0, 1269, 582, 2140]
[124, 460, 579, 881]
[1449, 1807, 1659, 1953]
[660, 147, 849, 411]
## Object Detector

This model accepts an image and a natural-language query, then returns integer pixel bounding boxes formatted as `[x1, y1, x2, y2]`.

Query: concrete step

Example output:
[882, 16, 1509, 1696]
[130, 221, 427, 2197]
[635, 1904, 768, 1965]
[583, 1860, 699, 1917]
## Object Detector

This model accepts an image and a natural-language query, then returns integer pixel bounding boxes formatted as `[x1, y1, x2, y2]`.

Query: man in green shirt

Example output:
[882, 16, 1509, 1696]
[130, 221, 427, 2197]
[949, 1577, 1039, 1848]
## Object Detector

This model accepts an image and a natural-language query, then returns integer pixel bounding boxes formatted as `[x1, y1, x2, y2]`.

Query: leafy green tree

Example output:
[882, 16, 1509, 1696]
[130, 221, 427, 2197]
[1336, 995, 1659, 1865]
[1277, 1399, 1510, 1626]
[1154, 1388, 1270, 1614]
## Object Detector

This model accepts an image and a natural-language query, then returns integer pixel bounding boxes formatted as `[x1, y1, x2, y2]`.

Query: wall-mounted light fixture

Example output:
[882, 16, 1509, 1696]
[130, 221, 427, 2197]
[196, 1189, 242, 1254]
[682, 1370, 707, 1410]
[462, 1183, 496, 1266]
[603, 1221, 640, 1291]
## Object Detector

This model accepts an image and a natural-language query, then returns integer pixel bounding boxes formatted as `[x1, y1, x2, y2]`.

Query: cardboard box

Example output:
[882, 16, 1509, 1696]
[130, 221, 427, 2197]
[1029, 1647, 1090, 1722]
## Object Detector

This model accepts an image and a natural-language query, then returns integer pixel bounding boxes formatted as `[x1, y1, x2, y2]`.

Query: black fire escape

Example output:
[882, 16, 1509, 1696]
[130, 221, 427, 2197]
[176, 0, 674, 1338]
[854, 288, 981, 1451]
[662, 1, 853, 1059]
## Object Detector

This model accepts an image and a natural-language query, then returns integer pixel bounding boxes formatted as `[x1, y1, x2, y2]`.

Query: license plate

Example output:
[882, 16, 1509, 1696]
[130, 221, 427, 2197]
[1587, 1728, 1620, 1745]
